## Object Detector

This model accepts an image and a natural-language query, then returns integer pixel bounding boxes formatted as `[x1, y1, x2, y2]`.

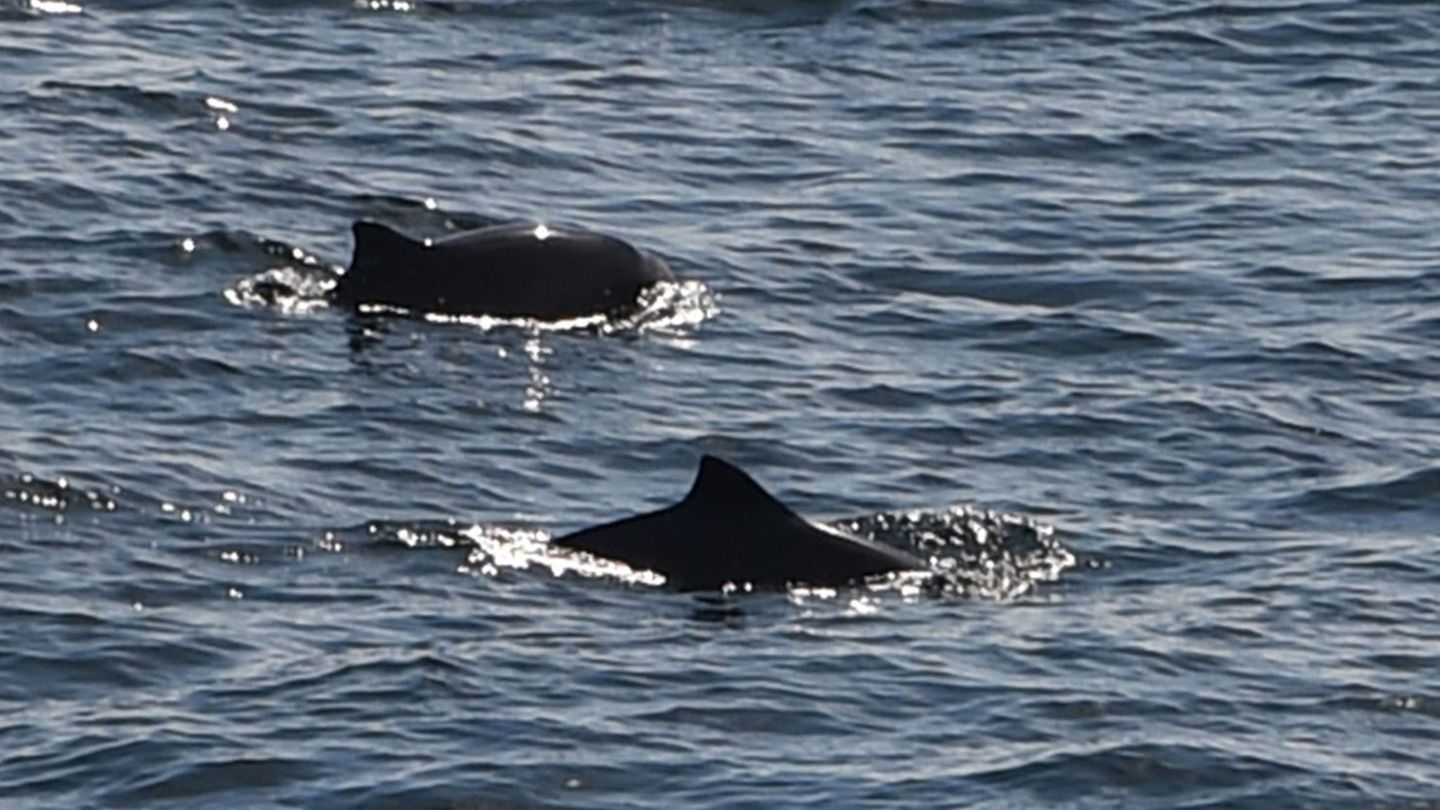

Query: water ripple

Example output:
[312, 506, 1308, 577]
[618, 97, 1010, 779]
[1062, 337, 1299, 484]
[2, 0, 1439, 806]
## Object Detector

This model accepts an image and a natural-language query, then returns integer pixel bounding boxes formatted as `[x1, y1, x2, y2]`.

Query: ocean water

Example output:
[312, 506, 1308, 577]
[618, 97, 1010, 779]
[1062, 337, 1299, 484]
[2, 0, 1438, 807]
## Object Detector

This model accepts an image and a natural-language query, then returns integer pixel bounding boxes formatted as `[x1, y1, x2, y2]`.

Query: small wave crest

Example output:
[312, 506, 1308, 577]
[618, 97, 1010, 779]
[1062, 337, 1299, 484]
[391, 279, 716, 336]
[835, 506, 1074, 599]
[1, 472, 117, 514]
[224, 264, 338, 315]
[228, 265, 715, 335]
[1276, 466, 1440, 519]
[458, 525, 667, 587]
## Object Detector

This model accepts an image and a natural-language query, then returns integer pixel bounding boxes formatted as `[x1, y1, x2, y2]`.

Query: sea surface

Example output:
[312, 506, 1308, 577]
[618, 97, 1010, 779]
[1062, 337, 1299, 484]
[2, 0, 1438, 807]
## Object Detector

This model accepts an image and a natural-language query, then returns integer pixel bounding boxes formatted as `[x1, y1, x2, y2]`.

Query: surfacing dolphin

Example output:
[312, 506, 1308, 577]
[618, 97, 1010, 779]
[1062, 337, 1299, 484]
[554, 456, 927, 591]
[337, 220, 674, 319]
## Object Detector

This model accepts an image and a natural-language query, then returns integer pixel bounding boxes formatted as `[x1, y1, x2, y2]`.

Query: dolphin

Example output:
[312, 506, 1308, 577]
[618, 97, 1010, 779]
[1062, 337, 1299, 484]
[337, 220, 674, 319]
[553, 456, 927, 590]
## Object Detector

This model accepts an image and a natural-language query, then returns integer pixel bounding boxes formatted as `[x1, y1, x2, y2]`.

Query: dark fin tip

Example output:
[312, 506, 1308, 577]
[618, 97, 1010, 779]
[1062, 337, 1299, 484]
[352, 219, 411, 245]
[698, 454, 742, 478]
[349, 220, 421, 272]
[687, 455, 792, 517]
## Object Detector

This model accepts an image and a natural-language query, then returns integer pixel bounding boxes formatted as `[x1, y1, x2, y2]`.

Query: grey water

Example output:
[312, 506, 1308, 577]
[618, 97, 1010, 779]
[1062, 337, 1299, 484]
[2, 0, 1438, 807]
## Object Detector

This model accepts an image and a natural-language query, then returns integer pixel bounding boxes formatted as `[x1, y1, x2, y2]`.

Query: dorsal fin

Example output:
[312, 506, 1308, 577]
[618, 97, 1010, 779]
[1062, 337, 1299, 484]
[682, 455, 797, 521]
[350, 220, 422, 271]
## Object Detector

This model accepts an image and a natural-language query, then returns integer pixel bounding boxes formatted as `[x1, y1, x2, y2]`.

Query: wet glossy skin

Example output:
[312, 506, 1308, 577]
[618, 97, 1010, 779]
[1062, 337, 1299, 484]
[339, 220, 674, 319]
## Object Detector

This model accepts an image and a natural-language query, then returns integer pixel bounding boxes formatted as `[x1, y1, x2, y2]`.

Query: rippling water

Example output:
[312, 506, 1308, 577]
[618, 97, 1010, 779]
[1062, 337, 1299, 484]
[3, 0, 1438, 807]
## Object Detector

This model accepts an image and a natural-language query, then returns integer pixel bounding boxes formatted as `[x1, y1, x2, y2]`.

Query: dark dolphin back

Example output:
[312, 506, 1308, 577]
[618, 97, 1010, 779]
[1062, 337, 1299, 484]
[551, 456, 769, 581]
[339, 220, 673, 319]
[431, 225, 671, 319]
[554, 456, 925, 590]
